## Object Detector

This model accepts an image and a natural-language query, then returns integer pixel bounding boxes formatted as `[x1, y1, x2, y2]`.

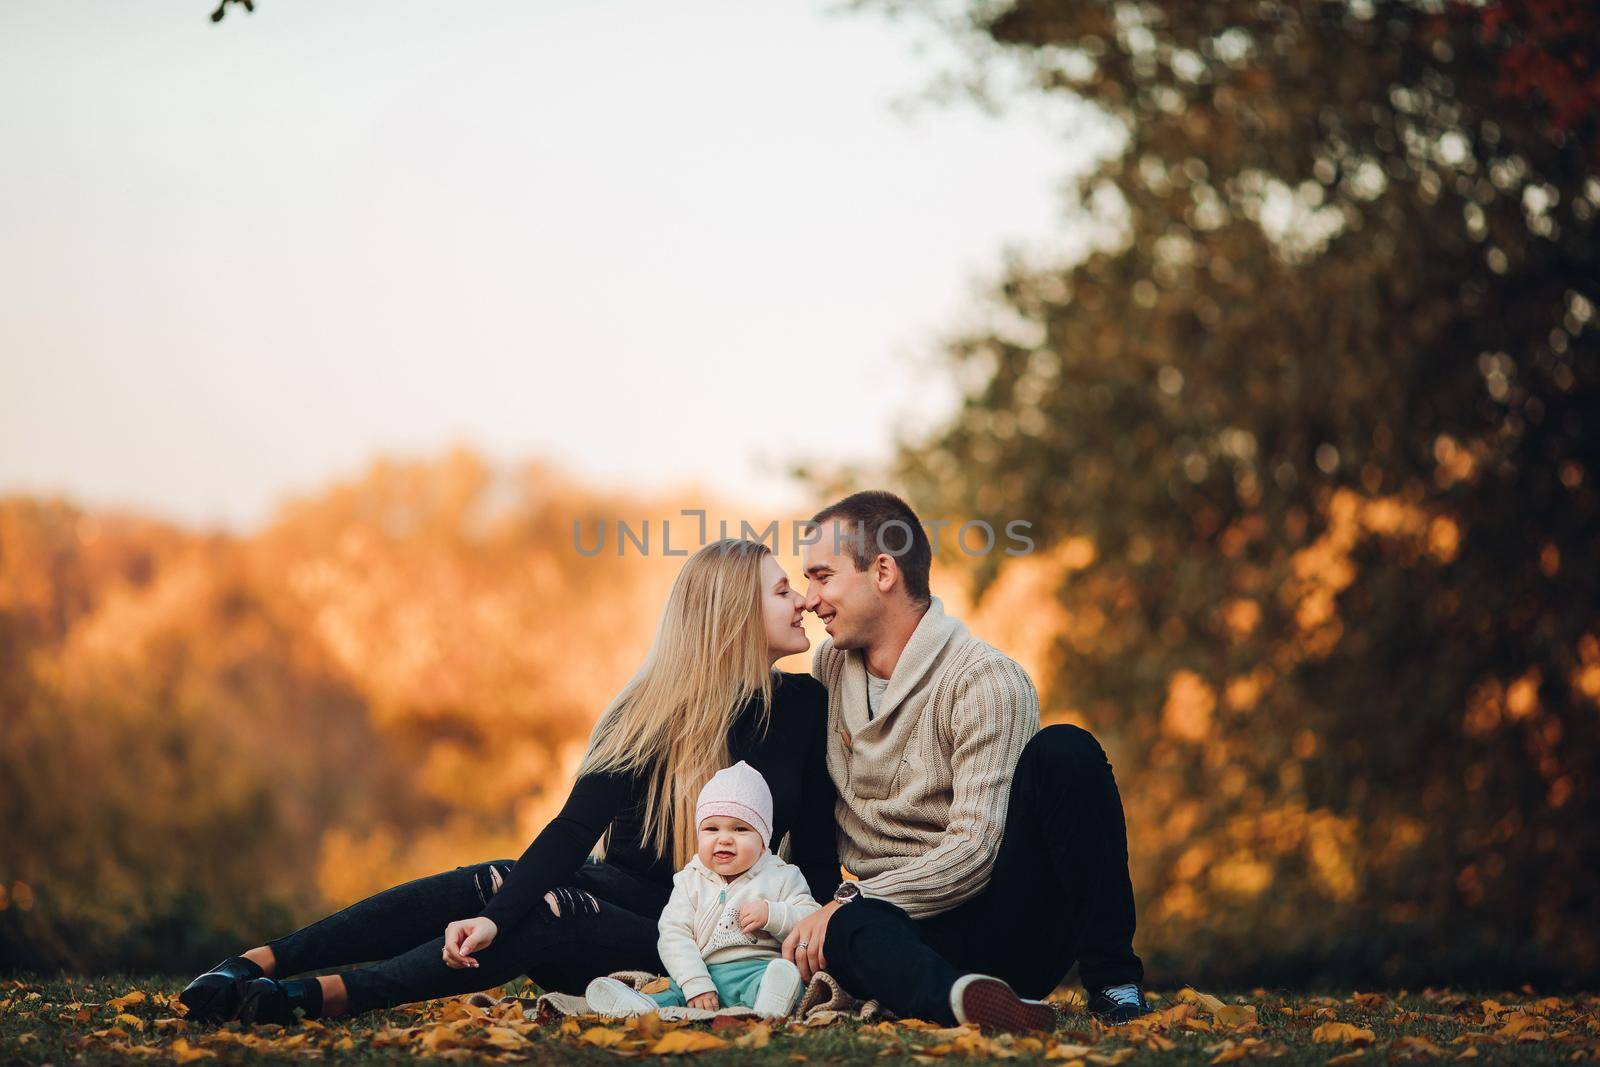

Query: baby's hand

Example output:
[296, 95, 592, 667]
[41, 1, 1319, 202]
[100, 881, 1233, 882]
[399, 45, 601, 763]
[738, 899, 769, 935]
[689, 992, 720, 1011]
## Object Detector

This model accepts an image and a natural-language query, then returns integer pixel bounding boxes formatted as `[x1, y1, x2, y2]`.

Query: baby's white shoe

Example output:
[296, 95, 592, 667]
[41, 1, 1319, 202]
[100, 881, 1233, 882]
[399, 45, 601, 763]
[585, 976, 659, 1018]
[752, 958, 803, 1019]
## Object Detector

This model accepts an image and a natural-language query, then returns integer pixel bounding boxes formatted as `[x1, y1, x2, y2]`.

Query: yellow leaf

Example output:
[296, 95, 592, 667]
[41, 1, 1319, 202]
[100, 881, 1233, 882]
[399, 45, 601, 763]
[1087, 1051, 1134, 1066]
[1393, 1035, 1447, 1057]
[1178, 988, 1258, 1030]
[642, 977, 671, 994]
[199, 1030, 245, 1045]
[107, 991, 147, 1010]
[919, 1026, 973, 1041]
[483, 1025, 529, 1050]
[1326, 1051, 1367, 1066]
[580, 1026, 627, 1047]
[169, 1038, 217, 1063]
[438, 999, 486, 1023]
[558, 1017, 581, 1035]
[955, 1032, 1017, 1058]
[1154, 1003, 1198, 1029]
[115, 1013, 146, 1030]
[651, 1029, 730, 1053]
[1495, 1011, 1542, 1037]
[1312, 1022, 1376, 1045]
[735, 1024, 772, 1049]
[1178, 988, 1229, 1015]
[1209, 1041, 1249, 1064]
[1047, 1043, 1094, 1059]
[1216, 1004, 1258, 1029]
[419, 1026, 463, 1052]
[368, 1026, 418, 1046]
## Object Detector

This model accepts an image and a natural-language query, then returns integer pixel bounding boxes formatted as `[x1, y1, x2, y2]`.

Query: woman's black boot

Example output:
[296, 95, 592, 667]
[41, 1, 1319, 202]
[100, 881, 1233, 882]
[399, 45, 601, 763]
[177, 956, 267, 1024]
[237, 976, 324, 1026]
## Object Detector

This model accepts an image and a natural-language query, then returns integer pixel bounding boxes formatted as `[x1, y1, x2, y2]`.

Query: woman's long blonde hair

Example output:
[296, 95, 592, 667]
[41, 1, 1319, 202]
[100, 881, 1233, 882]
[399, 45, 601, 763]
[579, 538, 779, 869]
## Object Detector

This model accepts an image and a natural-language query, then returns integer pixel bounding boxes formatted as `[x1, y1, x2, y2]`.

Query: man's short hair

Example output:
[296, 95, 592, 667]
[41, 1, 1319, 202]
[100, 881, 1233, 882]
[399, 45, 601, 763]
[810, 490, 932, 604]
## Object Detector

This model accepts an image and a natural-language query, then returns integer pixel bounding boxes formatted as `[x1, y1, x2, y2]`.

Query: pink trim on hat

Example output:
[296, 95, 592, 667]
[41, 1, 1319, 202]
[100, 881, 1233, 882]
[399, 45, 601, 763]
[697, 801, 771, 847]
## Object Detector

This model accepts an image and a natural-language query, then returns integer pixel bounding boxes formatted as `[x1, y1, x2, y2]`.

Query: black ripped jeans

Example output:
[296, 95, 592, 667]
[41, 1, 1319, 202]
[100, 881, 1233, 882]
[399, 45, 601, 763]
[264, 859, 669, 1017]
[824, 724, 1144, 1024]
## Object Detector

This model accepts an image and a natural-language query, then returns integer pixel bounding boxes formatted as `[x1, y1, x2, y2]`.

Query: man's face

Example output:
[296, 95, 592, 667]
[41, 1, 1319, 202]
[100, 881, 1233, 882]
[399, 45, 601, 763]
[802, 519, 883, 650]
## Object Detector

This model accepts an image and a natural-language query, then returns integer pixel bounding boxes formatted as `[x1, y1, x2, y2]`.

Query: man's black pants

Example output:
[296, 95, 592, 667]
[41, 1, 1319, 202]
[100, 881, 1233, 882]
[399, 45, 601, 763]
[824, 724, 1144, 1024]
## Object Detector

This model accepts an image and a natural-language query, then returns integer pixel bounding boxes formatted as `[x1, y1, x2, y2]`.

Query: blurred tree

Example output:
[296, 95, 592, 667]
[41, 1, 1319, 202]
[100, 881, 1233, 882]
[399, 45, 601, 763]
[879, 0, 1599, 984]
[0, 452, 687, 973]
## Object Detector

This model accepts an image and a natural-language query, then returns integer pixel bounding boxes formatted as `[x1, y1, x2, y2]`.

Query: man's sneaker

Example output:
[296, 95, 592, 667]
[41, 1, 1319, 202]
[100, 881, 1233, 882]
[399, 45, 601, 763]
[949, 974, 1057, 1032]
[584, 976, 660, 1018]
[1087, 983, 1154, 1023]
[752, 958, 803, 1018]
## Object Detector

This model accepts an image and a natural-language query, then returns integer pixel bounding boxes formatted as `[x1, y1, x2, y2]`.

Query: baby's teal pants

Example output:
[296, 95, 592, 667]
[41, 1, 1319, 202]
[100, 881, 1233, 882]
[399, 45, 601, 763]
[647, 957, 774, 1009]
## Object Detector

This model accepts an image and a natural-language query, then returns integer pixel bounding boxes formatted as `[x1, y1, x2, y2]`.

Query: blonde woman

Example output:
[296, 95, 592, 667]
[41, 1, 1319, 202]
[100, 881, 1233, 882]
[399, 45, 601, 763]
[179, 539, 840, 1025]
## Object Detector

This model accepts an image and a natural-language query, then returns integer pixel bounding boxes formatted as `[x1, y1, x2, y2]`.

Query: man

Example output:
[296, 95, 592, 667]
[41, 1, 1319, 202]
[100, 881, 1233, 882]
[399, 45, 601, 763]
[782, 490, 1151, 1030]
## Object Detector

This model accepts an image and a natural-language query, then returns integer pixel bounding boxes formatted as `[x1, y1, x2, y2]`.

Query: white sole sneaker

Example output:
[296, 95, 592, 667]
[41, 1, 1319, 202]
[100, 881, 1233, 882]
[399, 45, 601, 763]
[752, 958, 803, 1019]
[949, 974, 1057, 1032]
[584, 977, 660, 1018]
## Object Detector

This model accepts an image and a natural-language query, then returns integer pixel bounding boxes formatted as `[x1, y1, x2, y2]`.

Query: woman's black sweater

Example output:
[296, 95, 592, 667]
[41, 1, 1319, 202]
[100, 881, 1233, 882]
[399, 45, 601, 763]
[477, 671, 840, 931]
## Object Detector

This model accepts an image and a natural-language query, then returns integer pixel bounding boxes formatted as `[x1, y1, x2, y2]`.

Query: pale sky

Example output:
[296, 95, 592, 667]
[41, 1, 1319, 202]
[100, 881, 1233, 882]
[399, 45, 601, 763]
[1, 0, 1115, 530]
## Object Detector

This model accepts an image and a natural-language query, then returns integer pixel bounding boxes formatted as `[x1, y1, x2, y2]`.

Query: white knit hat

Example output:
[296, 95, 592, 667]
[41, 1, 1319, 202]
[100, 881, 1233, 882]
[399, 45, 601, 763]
[695, 760, 773, 848]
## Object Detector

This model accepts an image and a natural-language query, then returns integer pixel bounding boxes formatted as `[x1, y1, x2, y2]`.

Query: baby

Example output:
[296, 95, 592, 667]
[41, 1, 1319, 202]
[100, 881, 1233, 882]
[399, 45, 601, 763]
[585, 761, 819, 1019]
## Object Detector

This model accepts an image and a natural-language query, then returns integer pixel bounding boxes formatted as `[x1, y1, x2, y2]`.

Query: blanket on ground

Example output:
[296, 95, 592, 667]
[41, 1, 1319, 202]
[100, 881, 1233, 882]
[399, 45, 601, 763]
[467, 969, 888, 1025]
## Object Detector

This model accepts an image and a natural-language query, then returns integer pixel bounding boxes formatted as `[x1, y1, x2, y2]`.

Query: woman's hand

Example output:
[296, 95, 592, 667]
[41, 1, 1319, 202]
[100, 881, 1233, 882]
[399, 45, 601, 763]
[442, 916, 498, 968]
[689, 992, 720, 1011]
[737, 899, 769, 935]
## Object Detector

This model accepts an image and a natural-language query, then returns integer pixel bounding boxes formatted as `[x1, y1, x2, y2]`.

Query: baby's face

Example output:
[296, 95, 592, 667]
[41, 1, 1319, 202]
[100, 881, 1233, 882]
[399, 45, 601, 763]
[696, 815, 764, 879]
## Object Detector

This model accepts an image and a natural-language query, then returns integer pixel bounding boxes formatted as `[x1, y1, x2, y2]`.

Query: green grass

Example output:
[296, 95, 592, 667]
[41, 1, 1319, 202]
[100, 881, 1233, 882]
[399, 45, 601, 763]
[2, 973, 1595, 1064]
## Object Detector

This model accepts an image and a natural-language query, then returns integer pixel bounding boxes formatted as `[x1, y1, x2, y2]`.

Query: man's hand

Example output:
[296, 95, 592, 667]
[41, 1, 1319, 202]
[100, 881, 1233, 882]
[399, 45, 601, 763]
[688, 992, 720, 1011]
[442, 917, 497, 968]
[737, 899, 769, 935]
[782, 900, 841, 983]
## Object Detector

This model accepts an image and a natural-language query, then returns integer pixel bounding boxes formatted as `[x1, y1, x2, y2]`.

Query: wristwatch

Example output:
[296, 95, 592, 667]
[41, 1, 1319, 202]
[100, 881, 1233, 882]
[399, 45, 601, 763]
[832, 882, 862, 905]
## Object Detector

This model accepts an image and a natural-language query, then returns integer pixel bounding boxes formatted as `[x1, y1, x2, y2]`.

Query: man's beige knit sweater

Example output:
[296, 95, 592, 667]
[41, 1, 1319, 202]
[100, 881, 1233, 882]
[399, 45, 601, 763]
[811, 595, 1039, 919]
